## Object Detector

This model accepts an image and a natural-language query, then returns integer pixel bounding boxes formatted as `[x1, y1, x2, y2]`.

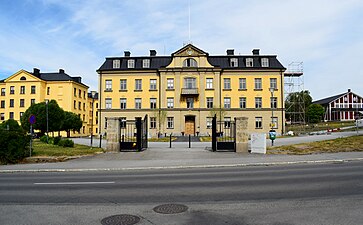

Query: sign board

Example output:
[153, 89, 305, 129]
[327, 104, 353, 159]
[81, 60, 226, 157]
[29, 114, 36, 125]
[251, 133, 266, 154]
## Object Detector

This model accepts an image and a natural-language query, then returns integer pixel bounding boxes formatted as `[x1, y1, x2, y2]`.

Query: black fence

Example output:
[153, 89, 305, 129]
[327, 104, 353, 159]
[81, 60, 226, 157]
[119, 115, 148, 151]
[212, 115, 236, 152]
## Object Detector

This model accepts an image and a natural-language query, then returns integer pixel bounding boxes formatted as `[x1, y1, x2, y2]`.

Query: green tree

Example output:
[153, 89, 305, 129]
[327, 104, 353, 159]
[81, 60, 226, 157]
[306, 104, 325, 123]
[285, 90, 313, 122]
[153, 109, 167, 136]
[0, 119, 30, 164]
[21, 100, 65, 135]
[61, 111, 83, 137]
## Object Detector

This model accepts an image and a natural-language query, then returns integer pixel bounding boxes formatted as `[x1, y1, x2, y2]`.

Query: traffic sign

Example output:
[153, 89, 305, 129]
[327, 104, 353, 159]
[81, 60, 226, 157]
[29, 114, 36, 124]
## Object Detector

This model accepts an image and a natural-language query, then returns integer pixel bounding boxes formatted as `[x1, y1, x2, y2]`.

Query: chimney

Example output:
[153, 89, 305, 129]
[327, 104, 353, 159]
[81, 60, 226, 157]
[33, 68, 40, 76]
[124, 51, 131, 57]
[59, 69, 65, 74]
[252, 49, 260, 55]
[348, 89, 351, 92]
[150, 50, 157, 56]
[226, 49, 234, 55]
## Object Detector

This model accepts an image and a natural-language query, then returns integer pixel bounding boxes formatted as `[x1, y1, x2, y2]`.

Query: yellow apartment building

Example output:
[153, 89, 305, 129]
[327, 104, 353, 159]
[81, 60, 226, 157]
[0, 68, 98, 137]
[97, 44, 286, 137]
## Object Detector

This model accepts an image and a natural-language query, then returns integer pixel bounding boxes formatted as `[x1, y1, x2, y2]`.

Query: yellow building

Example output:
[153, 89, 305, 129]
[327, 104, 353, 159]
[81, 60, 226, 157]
[0, 68, 98, 137]
[97, 44, 286, 137]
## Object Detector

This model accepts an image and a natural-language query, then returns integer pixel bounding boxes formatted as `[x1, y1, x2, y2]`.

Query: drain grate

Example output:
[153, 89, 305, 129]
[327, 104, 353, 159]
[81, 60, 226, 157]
[153, 203, 188, 214]
[101, 214, 140, 225]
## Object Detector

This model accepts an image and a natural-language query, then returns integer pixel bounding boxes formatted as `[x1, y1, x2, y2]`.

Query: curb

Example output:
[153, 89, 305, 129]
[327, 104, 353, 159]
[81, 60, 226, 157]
[1, 157, 363, 173]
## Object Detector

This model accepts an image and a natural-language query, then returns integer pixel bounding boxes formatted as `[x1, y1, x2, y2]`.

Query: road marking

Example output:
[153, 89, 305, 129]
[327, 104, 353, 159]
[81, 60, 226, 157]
[34, 181, 115, 185]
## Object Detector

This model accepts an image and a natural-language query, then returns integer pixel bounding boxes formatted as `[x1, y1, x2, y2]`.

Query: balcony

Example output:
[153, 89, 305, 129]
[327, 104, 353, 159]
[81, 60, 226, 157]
[181, 88, 199, 96]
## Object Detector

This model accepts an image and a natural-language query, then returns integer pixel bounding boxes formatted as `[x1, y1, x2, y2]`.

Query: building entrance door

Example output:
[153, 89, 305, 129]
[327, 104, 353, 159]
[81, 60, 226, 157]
[185, 116, 195, 135]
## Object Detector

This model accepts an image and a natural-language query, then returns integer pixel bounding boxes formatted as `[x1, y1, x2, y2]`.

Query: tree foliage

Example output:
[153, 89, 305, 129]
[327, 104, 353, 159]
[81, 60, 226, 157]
[61, 111, 83, 137]
[209, 107, 227, 121]
[285, 90, 313, 123]
[306, 104, 325, 123]
[0, 119, 30, 164]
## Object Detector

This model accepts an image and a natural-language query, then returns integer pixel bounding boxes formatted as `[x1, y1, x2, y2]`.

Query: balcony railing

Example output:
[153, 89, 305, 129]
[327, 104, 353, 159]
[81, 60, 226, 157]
[181, 88, 199, 95]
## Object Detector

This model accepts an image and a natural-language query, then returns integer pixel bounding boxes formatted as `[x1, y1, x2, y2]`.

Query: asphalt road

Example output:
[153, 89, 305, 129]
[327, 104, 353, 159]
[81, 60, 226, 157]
[1, 162, 363, 225]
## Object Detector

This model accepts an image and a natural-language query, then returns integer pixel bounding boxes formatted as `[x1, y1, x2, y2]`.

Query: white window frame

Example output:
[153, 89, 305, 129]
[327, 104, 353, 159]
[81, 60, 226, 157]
[113, 59, 120, 68]
[150, 98, 157, 109]
[167, 98, 174, 108]
[186, 97, 194, 109]
[128, 59, 135, 68]
[120, 79, 127, 90]
[206, 117, 212, 129]
[135, 98, 142, 109]
[270, 78, 277, 89]
[135, 79, 142, 90]
[255, 97, 262, 109]
[105, 98, 112, 109]
[239, 78, 246, 90]
[230, 58, 238, 67]
[167, 117, 174, 129]
[271, 117, 278, 129]
[224, 97, 231, 109]
[142, 59, 150, 68]
[206, 97, 213, 108]
[0, 113, 4, 120]
[255, 117, 262, 129]
[167, 78, 174, 89]
[150, 79, 157, 90]
[261, 58, 269, 67]
[20, 86, 25, 94]
[224, 78, 231, 89]
[105, 80, 112, 91]
[246, 58, 253, 67]
[224, 117, 231, 128]
[120, 98, 127, 109]
[206, 78, 213, 89]
[239, 97, 246, 109]
[184, 77, 196, 89]
[254, 78, 262, 90]
[183, 58, 198, 67]
[271, 97, 277, 109]
[150, 117, 157, 129]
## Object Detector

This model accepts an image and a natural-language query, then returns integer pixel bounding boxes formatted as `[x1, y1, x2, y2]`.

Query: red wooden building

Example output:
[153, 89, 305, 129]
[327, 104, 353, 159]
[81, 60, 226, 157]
[313, 89, 363, 121]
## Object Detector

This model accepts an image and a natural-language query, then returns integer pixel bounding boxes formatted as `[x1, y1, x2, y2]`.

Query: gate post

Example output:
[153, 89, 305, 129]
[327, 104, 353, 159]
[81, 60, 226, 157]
[212, 114, 217, 152]
[105, 118, 120, 152]
[136, 117, 142, 151]
[235, 117, 249, 153]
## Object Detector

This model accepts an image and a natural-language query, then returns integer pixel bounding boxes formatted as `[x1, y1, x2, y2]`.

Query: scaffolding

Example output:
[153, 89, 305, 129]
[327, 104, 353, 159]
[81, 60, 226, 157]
[284, 62, 305, 131]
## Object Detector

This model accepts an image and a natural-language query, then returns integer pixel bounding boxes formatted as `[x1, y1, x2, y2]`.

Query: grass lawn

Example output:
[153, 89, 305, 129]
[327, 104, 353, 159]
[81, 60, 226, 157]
[267, 135, 363, 155]
[32, 140, 104, 157]
[286, 121, 355, 134]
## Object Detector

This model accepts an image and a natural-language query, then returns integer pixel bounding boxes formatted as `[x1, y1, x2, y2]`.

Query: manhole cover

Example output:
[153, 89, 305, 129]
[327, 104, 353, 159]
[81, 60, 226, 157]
[101, 214, 140, 225]
[153, 204, 188, 214]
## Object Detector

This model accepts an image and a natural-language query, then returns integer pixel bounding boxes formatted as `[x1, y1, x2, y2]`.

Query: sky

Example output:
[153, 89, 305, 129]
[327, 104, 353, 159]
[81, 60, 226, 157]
[0, 0, 362, 100]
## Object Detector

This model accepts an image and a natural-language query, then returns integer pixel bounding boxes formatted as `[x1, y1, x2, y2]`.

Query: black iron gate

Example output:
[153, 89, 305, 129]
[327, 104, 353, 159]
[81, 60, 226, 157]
[120, 115, 148, 151]
[212, 115, 236, 152]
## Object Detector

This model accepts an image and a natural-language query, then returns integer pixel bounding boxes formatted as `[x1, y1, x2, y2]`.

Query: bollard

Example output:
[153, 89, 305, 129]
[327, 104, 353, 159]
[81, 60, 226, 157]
[169, 133, 172, 148]
[189, 134, 191, 148]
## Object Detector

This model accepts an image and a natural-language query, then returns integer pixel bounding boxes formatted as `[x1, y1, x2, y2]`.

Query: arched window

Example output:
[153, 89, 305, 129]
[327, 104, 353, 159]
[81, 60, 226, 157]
[20, 76, 26, 80]
[183, 58, 198, 67]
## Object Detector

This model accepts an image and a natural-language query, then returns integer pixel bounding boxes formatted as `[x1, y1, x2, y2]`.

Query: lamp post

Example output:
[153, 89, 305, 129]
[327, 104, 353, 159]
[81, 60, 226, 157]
[46, 100, 49, 143]
[90, 91, 96, 147]
[269, 88, 276, 146]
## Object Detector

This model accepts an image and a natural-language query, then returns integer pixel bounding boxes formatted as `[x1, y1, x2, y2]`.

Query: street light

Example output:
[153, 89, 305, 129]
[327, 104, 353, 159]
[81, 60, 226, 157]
[269, 87, 276, 146]
[46, 99, 49, 144]
[90, 91, 96, 147]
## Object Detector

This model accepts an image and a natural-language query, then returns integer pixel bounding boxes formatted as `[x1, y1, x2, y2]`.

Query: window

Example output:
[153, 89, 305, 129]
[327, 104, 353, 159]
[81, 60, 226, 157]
[239, 97, 246, 109]
[47, 87, 50, 95]
[254, 78, 262, 90]
[230, 58, 238, 67]
[79, 89, 81, 98]
[120, 98, 127, 109]
[105, 98, 112, 109]
[83, 114, 85, 122]
[183, 58, 197, 67]
[10, 99, 14, 108]
[206, 78, 213, 89]
[9, 112, 14, 119]
[105, 80, 112, 91]
[150, 98, 157, 109]
[184, 77, 196, 88]
[74, 100, 76, 109]
[150, 79, 157, 90]
[143, 59, 150, 68]
[1, 88, 5, 96]
[78, 101, 81, 109]
[84, 91, 86, 99]
[224, 117, 231, 128]
[206, 97, 213, 108]
[74, 88, 77, 97]
[167, 98, 174, 108]
[113, 59, 120, 68]
[31, 86, 36, 94]
[206, 117, 212, 129]
[224, 97, 231, 109]
[135, 79, 142, 90]
[0, 113, 4, 120]
[83, 103, 86, 111]
[128, 59, 135, 68]
[262, 58, 269, 67]
[120, 79, 127, 90]
[167, 78, 174, 89]
[120, 117, 126, 128]
[20, 99, 25, 107]
[255, 97, 262, 109]
[271, 97, 277, 109]
[20, 112, 24, 119]
[10, 86, 15, 94]
[20, 86, 25, 94]
[150, 117, 156, 129]
[20, 76, 26, 80]
[224, 78, 231, 89]
[270, 78, 277, 90]
[255, 117, 262, 129]
[31, 99, 35, 105]
[271, 117, 278, 129]
[239, 78, 246, 90]
[1, 100, 4, 108]
[186, 98, 194, 109]
[167, 117, 174, 129]
[246, 58, 253, 67]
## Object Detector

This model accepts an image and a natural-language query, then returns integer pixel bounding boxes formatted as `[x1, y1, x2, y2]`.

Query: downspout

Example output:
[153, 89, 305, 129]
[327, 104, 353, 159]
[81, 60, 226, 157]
[99, 71, 102, 148]
[158, 70, 161, 137]
[280, 69, 284, 135]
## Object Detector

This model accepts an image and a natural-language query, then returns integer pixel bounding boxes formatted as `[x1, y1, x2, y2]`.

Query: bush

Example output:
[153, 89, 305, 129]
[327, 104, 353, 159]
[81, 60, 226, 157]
[53, 136, 62, 145]
[40, 135, 48, 143]
[58, 139, 74, 148]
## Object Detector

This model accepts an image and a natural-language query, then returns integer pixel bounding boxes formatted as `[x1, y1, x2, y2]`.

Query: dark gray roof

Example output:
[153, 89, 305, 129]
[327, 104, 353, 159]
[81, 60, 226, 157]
[88, 92, 99, 99]
[97, 56, 172, 71]
[31, 71, 88, 87]
[313, 93, 346, 105]
[207, 56, 285, 69]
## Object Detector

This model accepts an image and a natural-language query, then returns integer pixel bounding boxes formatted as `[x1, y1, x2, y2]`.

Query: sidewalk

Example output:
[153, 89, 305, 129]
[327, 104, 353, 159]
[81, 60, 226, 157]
[1, 139, 363, 172]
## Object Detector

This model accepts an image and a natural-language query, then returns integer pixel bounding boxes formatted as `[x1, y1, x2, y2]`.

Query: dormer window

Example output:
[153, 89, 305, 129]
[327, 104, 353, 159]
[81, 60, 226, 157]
[183, 58, 197, 67]
[230, 58, 238, 67]
[143, 59, 150, 68]
[128, 59, 135, 68]
[246, 58, 253, 67]
[261, 58, 269, 67]
[113, 59, 120, 69]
